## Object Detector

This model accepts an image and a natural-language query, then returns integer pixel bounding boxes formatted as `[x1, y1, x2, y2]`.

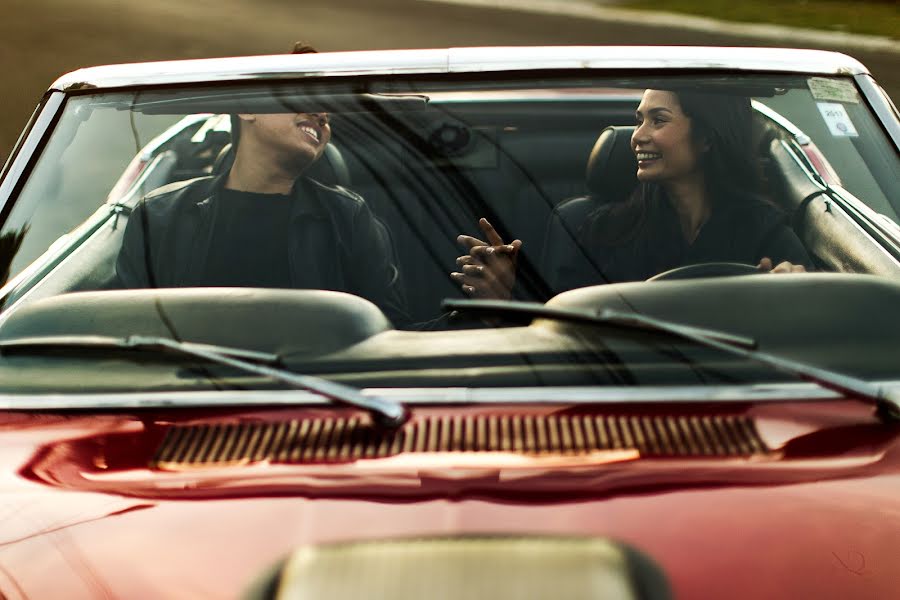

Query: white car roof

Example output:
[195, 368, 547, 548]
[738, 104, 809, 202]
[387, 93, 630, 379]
[51, 46, 869, 92]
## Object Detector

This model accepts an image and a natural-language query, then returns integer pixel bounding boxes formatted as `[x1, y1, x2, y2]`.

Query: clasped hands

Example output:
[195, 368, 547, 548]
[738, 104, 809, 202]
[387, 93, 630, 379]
[451, 218, 521, 300]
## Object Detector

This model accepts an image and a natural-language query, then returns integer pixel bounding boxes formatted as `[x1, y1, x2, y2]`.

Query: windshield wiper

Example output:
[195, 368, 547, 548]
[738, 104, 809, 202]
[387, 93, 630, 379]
[446, 299, 756, 348]
[445, 299, 900, 420]
[0, 334, 408, 428]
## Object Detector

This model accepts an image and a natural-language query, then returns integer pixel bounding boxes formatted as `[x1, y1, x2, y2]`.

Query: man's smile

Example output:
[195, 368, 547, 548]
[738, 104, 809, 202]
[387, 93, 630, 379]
[298, 123, 321, 143]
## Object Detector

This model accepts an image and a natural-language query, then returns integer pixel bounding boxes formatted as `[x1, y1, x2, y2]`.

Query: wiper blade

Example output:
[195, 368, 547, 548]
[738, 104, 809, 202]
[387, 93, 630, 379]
[445, 299, 756, 349]
[445, 299, 900, 420]
[0, 334, 408, 428]
[0, 334, 281, 363]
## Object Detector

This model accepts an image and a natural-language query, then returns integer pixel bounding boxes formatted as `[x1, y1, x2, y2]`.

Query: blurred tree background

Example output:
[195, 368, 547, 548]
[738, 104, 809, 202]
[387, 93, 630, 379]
[0, 0, 896, 163]
[622, 0, 898, 38]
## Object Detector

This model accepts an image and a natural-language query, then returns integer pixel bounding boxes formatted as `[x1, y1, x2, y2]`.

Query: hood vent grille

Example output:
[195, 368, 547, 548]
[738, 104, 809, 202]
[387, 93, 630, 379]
[152, 413, 768, 468]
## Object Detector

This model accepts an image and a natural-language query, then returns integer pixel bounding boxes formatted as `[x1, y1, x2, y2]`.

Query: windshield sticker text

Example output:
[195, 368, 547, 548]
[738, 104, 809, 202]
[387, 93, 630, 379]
[817, 102, 859, 137]
[807, 77, 859, 104]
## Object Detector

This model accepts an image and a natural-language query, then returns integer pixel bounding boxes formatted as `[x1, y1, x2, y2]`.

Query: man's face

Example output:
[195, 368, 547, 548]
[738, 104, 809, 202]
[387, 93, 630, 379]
[240, 111, 332, 170]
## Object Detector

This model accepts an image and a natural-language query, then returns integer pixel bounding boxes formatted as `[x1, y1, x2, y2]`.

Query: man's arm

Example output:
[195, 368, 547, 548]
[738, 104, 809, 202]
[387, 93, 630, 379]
[349, 203, 411, 328]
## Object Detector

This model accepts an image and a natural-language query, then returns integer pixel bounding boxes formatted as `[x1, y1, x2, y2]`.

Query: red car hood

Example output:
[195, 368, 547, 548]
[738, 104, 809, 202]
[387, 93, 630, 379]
[0, 400, 898, 599]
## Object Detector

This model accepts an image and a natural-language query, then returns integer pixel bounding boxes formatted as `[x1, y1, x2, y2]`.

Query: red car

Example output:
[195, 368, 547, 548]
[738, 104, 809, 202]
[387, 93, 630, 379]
[0, 47, 898, 598]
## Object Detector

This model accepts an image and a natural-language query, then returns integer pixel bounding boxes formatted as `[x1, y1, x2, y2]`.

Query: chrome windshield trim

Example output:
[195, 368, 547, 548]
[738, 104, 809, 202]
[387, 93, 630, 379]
[447, 47, 868, 75]
[825, 185, 900, 265]
[0, 203, 120, 313]
[1, 381, 898, 411]
[856, 74, 900, 152]
[49, 47, 868, 92]
[0, 92, 66, 218]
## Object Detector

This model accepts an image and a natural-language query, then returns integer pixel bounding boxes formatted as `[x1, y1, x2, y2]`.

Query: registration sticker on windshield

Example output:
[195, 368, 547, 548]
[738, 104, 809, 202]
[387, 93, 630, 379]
[808, 77, 859, 104]
[817, 102, 859, 137]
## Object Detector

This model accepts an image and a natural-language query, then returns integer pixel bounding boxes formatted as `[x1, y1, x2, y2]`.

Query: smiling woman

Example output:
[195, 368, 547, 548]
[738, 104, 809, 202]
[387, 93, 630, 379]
[452, 87, 811, 299]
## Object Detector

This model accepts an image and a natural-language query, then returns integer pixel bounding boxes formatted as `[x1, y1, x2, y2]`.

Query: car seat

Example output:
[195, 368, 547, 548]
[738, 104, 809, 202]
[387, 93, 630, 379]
[536, 126, 637, 295]
[552, 126, 637, 234]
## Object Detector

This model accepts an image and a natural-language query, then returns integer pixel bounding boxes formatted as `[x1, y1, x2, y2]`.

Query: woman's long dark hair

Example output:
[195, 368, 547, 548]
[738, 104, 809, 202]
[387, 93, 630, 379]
[585, 89, 764, 246]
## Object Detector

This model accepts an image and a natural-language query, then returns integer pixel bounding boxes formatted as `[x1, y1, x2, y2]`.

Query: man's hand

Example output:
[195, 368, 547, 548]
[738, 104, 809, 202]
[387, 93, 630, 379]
[757, 257, 807, 274]
[450, 218, 522, 300]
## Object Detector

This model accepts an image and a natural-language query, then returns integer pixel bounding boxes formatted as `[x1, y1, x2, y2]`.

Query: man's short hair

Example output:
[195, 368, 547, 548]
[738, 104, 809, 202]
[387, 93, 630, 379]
[292, 42, 318, 54]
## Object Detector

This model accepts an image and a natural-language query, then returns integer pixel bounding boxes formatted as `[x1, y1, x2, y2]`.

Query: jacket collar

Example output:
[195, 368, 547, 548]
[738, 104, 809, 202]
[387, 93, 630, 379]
[194, 172, 329, 219]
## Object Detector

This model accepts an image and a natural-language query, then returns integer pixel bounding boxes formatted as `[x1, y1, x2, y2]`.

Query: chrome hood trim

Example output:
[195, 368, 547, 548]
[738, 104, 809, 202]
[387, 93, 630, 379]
[0, 381, 897, 411]
[256, 537, 666, 600]
[50, 47, 869, 92]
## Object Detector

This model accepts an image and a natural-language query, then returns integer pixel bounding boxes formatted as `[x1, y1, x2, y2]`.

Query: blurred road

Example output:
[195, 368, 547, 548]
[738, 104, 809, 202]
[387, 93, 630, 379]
[2, 0, 897, 160]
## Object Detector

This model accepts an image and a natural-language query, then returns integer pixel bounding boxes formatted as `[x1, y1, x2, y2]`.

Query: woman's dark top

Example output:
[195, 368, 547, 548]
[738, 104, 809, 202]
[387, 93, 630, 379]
[540, 187, 812, 296]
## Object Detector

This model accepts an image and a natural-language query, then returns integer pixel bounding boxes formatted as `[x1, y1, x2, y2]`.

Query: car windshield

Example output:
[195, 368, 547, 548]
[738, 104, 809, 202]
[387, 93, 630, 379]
[0, 72, 898, 394]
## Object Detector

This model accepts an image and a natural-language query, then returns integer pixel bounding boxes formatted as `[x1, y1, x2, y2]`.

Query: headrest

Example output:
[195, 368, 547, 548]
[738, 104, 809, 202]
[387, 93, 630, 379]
[213, 143, 235, 174]
[585, 126, 638, 202]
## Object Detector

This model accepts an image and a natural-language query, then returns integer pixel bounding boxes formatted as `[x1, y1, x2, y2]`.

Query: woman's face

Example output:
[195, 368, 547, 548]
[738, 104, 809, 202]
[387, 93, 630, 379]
[631, 90, 706, 186]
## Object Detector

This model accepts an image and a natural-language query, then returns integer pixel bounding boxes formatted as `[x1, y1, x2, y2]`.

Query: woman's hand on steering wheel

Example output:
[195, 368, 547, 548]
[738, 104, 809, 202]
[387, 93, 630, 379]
[648, 259, 807, 281]
[757, 257, 807, 274]
[451, 218, 522, 300]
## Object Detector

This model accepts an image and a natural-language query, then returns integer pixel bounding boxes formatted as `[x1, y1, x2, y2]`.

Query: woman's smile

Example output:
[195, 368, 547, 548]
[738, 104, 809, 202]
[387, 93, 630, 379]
[635, 151, 662, 165]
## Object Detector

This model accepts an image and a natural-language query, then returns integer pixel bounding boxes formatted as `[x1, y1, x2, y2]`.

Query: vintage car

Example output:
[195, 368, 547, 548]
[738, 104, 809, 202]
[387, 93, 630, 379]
[0, 46, 898, 598]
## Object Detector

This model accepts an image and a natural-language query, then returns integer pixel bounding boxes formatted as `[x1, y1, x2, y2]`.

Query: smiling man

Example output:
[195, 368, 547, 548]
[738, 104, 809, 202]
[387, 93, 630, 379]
[113, 106, 410, 327]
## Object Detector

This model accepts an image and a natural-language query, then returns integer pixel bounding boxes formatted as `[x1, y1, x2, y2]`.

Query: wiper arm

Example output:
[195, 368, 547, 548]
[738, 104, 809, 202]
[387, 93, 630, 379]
[445, 299, 900, 420]
[0, 334, 408, 428]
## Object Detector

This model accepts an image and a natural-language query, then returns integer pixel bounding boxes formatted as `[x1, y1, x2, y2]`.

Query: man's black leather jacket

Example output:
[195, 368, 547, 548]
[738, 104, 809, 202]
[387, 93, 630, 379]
[114, 173, 410, 327]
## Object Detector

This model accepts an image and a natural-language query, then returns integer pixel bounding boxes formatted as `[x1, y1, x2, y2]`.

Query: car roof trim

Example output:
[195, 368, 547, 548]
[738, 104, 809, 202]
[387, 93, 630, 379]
[49, 47, 869, 92]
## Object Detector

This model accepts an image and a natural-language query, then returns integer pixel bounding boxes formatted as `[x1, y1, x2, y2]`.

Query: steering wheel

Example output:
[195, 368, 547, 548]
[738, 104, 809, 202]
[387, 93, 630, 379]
[646, 262, 760, 282]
